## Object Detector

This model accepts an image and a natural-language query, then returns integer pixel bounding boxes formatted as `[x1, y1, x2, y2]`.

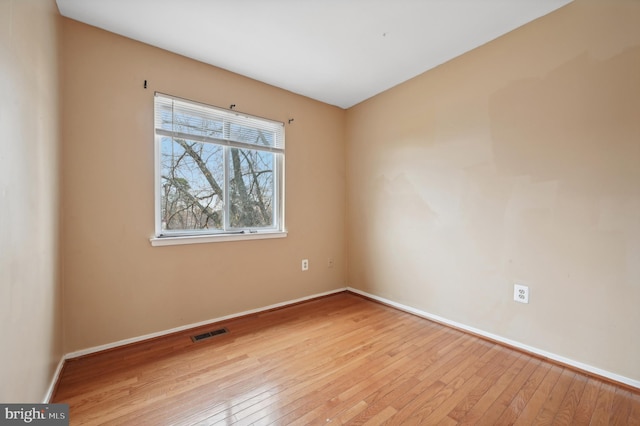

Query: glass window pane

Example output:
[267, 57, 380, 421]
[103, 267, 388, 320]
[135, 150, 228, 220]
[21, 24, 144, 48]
[160, 137, 224, 232]
[228, 147, 274, 228]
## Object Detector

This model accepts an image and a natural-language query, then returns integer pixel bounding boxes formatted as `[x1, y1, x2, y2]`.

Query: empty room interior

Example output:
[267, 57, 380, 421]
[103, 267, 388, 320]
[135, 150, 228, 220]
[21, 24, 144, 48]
[1, 0, 639, 424]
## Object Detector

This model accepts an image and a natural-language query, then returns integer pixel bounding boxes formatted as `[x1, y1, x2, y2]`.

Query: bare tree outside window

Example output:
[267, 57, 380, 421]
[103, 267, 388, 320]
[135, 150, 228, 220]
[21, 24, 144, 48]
[154, 94, 284, 237]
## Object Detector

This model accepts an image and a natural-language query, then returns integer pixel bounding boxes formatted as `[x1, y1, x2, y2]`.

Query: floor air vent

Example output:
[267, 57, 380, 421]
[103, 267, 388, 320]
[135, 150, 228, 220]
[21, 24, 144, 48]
[191, 327, 228, 343]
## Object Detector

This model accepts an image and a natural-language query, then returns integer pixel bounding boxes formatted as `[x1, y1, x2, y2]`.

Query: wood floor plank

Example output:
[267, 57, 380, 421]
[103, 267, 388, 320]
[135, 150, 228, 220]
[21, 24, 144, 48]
[532, 369, 576, 425]
[412, 374, 485, 424]
[361, 405, 397, 425]
[512, 364, 563, 425]
[184, 300, 404, 424]
[388, 344, 509, 423]
[234, 312, 439, 425]
[609, 387, 635, 425]
[628, 390, 640, 426]
[334, 400, 368, 425]
[322, 328, 457, 423]
[570, 377, 602, 425]
[471, 356, 541, 425]
[383, 379, 452, 424]
[590, 382, 617, 425]
[550, 373, 587, 425]
[50, 292, 640, 425]
[454, 353, 528, 425]
[445, 346, 512, 421]
[491, 361, 552, 425]
[289, 351, 421, 424]
[387, 341, 488, 414]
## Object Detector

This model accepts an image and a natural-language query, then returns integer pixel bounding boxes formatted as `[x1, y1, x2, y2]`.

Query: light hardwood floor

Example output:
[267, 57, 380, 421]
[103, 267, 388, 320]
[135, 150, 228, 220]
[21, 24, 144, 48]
[52, 292, 640, 425]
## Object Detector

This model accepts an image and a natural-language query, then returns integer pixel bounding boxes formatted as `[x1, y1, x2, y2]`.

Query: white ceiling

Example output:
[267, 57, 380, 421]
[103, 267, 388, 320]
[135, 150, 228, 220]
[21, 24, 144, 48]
[56, 0, 572, 109]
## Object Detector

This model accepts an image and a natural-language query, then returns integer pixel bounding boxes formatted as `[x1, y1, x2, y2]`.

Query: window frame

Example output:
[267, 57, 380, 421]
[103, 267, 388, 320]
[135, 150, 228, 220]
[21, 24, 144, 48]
[150, 93, 286, 246]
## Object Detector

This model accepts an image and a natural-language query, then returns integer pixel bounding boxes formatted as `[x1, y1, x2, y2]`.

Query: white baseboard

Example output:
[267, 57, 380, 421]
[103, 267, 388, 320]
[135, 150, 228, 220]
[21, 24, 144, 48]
[43, 356, 65, 403]
[347, 287, 640, 390]
[65, 287, 348, 360]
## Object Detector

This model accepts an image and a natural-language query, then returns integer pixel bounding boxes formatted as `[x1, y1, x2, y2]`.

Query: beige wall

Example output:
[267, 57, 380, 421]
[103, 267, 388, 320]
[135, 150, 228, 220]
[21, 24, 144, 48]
[60, 19, 346, 352]
[347, 0, 640, 381]
[0, 0, 62, 402]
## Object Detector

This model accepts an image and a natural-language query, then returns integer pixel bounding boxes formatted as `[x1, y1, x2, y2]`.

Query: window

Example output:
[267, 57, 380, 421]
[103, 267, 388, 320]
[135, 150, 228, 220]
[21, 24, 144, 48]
[152, 93, 285, 245]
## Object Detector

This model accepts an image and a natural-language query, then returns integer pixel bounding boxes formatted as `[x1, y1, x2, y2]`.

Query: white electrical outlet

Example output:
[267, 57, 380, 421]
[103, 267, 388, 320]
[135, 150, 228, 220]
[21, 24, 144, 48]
[514, 284, 529, 304]
[301, 259, 309, 271]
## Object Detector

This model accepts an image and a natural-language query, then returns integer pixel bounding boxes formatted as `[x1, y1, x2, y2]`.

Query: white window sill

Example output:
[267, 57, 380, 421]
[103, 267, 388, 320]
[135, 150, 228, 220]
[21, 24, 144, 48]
[150, 231, 287, 247]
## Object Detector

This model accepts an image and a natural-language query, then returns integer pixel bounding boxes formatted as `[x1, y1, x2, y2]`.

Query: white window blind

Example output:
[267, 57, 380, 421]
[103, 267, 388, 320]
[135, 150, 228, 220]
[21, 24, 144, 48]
[154, 93, 285, 154]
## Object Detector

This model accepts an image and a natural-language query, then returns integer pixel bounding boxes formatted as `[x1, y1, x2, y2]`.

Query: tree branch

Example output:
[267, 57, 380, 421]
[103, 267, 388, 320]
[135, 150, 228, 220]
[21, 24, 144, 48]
[174, 139, 223, 199]
[162, 174, 220, 227]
